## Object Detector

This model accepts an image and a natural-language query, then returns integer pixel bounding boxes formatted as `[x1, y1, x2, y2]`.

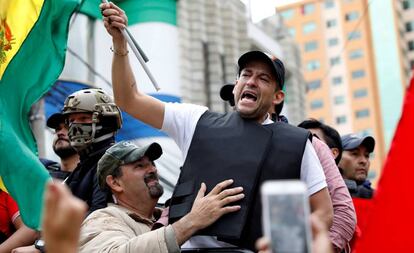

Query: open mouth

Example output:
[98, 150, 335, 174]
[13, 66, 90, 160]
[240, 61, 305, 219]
[241, 90, 257, 102]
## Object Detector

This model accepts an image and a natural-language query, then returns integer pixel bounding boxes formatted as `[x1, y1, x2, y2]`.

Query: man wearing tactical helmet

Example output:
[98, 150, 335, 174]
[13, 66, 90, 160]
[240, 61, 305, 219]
[63, 88, 123, 215]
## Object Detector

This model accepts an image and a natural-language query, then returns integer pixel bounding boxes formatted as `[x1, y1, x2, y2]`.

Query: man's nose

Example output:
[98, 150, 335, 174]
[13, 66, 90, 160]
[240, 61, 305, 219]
[56, 128, 68, 137]
[147, 163, 157, 173]
[246, 76, 258, 87]
[360, 156, 368, 165]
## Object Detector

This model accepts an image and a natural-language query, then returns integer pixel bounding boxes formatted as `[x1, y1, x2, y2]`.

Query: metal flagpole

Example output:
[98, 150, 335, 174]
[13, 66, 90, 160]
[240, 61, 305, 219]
[101, 0, 160, 91]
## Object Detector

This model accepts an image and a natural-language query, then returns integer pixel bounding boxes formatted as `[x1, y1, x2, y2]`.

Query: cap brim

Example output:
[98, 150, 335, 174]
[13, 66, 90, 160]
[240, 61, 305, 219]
[144, 142, 163, 161]
[46, 113, 65, 129]
[125, 142, 163, 164]
[343, 136, 375, 152]
[360, 136, 375, 153]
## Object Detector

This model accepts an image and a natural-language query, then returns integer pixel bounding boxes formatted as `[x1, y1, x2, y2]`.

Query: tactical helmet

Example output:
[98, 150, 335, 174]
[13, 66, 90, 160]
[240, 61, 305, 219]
[63, 88, 122, 129]
[62, 88, 122, 151]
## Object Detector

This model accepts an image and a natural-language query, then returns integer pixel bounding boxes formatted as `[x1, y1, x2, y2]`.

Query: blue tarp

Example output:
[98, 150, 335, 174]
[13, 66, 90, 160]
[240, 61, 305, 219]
[43, 80, 180, 140]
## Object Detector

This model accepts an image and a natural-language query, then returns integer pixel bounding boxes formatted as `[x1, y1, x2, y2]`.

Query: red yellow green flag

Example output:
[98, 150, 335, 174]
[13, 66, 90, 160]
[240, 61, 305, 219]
[0, 0, 79, 229]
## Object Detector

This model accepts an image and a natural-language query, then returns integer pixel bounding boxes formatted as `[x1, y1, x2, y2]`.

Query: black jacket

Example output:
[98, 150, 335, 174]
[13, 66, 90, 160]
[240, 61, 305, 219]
[65, 138, 114, 215]
[40, 158, 71, 181]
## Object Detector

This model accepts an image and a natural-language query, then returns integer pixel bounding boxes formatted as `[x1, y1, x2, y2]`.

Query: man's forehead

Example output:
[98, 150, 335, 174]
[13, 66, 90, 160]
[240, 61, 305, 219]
[241, 62, 276, 83]
[345, 145, 369, 153]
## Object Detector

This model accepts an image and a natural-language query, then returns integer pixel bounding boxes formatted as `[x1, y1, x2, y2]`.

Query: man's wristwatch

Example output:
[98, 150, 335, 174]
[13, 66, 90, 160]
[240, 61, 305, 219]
[34, 239, 45, 252]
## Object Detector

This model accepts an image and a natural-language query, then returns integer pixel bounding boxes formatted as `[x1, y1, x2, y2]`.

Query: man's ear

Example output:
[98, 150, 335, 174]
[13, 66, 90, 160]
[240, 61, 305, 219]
[272, 90, 285, 107]
[331, 148, 340, 160]
[106, 175, 123, 193]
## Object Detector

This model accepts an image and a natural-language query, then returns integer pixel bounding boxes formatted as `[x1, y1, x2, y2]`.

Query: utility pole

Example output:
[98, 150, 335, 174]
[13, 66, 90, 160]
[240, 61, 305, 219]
[30, 99, 46, 158]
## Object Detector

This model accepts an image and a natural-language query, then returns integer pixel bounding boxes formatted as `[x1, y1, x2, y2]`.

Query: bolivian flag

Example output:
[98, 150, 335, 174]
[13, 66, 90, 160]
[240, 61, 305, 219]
[0, 0, 79, 229]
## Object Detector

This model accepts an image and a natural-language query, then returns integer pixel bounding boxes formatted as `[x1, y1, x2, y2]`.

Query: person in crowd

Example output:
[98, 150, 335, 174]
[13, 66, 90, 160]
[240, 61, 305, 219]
[15, 88, 123, 253]
[42, 112, 80, 180]
[339, 134, 375, 199]
[62, 88, 122, 214]
[339, 134, 376, 252]
[298, 119, 356, 252]
[100, 2, 332, 250]
[298, 119, 343, 165]
[79, 141, 244, 252]
[0, 190, 38, 252]
[12, 113, 82, 253]
[221, 85, 356, 252]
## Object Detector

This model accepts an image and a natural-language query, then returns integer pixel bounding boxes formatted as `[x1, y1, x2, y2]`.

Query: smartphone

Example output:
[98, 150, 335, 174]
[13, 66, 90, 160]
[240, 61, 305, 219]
[261, 180, 312, 253]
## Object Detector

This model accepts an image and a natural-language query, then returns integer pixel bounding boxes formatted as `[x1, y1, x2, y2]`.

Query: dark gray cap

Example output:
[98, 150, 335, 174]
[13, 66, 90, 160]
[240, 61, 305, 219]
[220, 83, 235, 106]
[341, 134, 375, 153]
[97, 141, 162, 189]
[46, 113, 65, 129]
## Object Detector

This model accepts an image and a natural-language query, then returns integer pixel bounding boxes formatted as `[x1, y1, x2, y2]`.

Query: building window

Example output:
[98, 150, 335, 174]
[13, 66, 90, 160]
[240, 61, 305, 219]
[328, 38, 339, 46]
[310, 99, 324, 109]
[307, 80, 321, 90]
[353, 88, 368, 98]
[326, 19, 337, 28]
[288, 28, 296, 37]
[280, 9, 294, 20]
[336, 115, 347, 124]
[408, 41, 414, 51]
[306, 60, 321, 71]
[325, 0, 335, 8]
[406, 21, 414, 32]
[352, 69, 365, 79]
[356, 109, 370, 118]
[334, 95, 345, 105]
[302, 3, 315, 15]
[349, 49, 363, 59]
[403, 0, 414, 10]
[332, 76, 342, 85]
[304, 41, 318, 52]
[348, 31, 361, 40]
[345, 11, 359, 21]
[330, 56, 341, 66]
[359, 128, 373, 137]
[303, 22, 317, 34]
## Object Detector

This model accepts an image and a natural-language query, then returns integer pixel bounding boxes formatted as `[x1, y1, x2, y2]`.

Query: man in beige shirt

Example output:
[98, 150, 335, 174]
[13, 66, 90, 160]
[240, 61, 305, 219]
[79, 141, 244, 253]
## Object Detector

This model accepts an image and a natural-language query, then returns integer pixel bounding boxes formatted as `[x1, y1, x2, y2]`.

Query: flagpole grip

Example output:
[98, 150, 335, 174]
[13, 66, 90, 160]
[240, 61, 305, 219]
[101, 0, 160, 91]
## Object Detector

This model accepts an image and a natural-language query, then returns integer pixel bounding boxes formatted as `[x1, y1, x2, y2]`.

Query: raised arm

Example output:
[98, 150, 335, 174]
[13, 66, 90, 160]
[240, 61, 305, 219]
[100, 2, 165, 129]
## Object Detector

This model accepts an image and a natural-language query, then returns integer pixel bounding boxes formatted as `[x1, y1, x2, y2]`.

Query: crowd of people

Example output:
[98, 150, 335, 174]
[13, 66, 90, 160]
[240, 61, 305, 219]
[0, 2, 378, 253]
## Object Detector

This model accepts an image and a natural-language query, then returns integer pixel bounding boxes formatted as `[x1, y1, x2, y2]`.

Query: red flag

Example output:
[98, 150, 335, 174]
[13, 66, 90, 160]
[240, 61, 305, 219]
[354, 77, 414, 251]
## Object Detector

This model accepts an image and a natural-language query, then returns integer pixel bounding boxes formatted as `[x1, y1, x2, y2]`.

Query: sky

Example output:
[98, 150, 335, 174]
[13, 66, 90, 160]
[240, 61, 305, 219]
[240, 0, 301, 22]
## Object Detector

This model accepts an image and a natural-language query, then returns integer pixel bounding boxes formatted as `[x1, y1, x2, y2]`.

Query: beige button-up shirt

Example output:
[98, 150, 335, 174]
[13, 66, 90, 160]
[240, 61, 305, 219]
[79, 204, 180, 253]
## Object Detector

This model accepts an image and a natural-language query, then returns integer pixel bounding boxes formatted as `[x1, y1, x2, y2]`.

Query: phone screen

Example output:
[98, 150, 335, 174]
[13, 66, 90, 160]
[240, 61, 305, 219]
[261, 181, 311, 253]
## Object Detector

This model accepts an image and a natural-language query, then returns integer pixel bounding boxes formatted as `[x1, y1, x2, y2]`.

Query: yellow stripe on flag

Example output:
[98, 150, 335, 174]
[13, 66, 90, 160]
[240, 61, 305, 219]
[0, 0, 44, 79]
[0, 177, 6, 192]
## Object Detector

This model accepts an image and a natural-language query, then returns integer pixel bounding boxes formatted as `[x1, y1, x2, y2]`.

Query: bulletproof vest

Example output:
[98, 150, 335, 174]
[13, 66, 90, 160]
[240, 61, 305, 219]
[168, 111, 309, 249]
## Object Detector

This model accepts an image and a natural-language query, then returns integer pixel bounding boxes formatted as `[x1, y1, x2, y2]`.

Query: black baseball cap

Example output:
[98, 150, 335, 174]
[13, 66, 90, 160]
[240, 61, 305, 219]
[341, 134, 375, 153]
[237, 51, 285, 90]
[46, 113, 65, 129]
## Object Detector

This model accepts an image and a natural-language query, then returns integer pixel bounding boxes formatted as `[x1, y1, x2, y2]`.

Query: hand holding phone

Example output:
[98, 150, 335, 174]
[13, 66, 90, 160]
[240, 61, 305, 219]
[261, 180, 312, 253]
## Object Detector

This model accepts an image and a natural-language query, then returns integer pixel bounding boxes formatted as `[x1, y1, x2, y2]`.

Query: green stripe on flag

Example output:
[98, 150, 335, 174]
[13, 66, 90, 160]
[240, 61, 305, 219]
[0, 0, 79, 229]
[79, 0, 177, 26]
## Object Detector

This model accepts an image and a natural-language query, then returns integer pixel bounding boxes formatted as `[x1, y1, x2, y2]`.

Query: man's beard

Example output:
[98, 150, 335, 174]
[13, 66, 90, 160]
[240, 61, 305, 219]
[53, 142, 77, 159]
[144, 172, 164, 199]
